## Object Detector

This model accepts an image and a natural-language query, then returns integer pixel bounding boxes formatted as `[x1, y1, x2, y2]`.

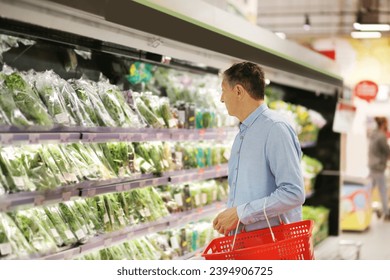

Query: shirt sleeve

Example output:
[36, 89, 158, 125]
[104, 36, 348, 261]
[236, 122, 305, 225]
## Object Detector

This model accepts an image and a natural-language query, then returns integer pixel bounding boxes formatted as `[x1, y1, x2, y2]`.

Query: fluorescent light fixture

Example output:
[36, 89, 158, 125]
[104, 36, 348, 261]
[353, 22, 390, 31]
[351, 31, 382, 39]
[275, 32, 286, 39]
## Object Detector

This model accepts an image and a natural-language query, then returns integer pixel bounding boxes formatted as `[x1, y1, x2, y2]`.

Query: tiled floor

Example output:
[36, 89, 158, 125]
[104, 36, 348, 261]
[315, 214, 390, 260]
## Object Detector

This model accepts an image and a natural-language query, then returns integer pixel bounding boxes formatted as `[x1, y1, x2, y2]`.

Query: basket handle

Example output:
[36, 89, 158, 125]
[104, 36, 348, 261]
[230, 198, 282, 250]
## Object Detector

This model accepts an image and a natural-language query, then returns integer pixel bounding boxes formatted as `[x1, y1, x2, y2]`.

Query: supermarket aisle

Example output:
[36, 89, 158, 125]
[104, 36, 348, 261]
[315, 214, 390, 260]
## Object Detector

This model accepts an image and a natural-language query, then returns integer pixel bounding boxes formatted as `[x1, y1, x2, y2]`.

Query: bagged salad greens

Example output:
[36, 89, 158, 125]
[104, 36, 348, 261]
[43, 205, 77, 246]
[97, 79, 144, 128]
[20, 145, 62, 191]
[0, 212, 34, 259]
[3, 71, 53, 127]
[97, 79, 132, 128]
[57, 77, 95, 127]
[9, 209, 58, 254]
[46, 144, 80, 185]
[0, 78, 31, 127]
[30, 207, 64, 247]
[57, 202, 89, 243]
[0, 146, 36, 192]
[70, 78, 116, 127]
[30, 70, 76, 126]
[133, 92, 164, 128]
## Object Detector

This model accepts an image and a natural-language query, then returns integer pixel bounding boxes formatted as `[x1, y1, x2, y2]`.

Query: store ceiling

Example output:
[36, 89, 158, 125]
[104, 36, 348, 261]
[256, 0, 390, 39]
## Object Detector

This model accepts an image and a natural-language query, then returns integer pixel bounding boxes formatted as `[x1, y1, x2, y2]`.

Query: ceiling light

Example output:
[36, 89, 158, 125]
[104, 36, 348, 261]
[351, 31, 382, 39]
[303, 14, 311, 31]
[353, 23, 390, 31]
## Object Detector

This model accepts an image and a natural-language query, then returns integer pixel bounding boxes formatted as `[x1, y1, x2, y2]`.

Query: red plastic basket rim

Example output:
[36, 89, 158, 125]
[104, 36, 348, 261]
[202, 219, 314, 259]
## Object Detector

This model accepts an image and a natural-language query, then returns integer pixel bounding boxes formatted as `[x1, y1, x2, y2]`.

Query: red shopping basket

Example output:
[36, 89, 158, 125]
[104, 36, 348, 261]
[202, 219, 314, 260]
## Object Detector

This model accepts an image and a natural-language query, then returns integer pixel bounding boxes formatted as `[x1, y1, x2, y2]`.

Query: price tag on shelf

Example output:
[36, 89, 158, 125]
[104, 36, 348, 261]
[147, 226, 156, 233]
[215, 165, 221, 172]
[0, 134, 13, 145]
[86, 189, 96, 197]
[59, 133, 70, 143]
[0, 200, 11, 212]
[62, 191, 72, 201]
[127, 232, 134, 239]
[34, 195, 45, 206]
[84, 133, 97, 142]
[104, 238, 113, 247]
[198, 168, 205, 175]
[29, 134, 40, 144]
[115, 184, 123, 192]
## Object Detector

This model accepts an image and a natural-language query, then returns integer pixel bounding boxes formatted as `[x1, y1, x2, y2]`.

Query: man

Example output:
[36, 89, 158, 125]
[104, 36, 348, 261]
[213, 61, 305, 235]
[368, 117, 390, 220]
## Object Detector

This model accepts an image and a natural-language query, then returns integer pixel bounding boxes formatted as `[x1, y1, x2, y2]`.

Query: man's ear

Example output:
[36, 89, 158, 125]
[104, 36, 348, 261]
[235, 84, 245, 98]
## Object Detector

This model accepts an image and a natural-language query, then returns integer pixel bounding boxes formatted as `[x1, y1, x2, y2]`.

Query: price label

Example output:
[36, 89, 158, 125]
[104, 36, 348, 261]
[0, 134, 13, 145]
[87, 189, 96, 197]
[0, 243, 12, 256]
[59, 133, 70, 143]
[115, 184, 123, 192]
[0, 200, 11, 212]
[85, 133, 97, 142]
[34, 195, 45, 206]
[104, 238, 112, 247]
[29, 134, 39, 144]
[198, 168, 205, 175]
[62, 191, 72, 201]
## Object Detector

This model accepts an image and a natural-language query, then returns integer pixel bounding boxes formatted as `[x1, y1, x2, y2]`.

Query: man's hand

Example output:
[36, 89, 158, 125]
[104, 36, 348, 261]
[213, 207, 239, 236]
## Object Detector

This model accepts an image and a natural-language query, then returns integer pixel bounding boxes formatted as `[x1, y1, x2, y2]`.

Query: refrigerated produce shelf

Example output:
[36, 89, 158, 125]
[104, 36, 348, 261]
[0, 165, 228, 212]
[0, 128, 237, 145]
[34, 201, 226, 260]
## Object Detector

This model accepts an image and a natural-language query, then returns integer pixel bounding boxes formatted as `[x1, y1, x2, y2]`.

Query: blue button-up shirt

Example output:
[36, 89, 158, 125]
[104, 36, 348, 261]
[228, 103, 305, 231]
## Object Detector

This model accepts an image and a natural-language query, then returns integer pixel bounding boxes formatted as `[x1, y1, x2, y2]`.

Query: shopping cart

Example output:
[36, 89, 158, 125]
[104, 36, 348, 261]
[202, 200, 314, 260]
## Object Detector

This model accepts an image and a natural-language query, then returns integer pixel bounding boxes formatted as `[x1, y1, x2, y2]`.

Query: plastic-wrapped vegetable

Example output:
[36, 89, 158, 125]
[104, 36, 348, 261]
[100, 142, 131, 177]
[39, 145, 67, 186]
[57, 202, 88, 243]
[9, 209, 58, 254]
[70, 78, 116, 127]
[65, 201, 96, 237]
[32, 70, 76, 126]
[3, 72, 53, 127]
[57, 77, 95, 127]
[133, 92, 164, 128]
[0, 146, 36, 192]
[88, 143, 116, 179]
[20, 145, 61, 191]
[61, 144, 100, 181]
[43, 205, 77, 246]
[73, 199, 104, 234]
[89, 196, 112, 232]
[46, 144, 79, 185]
[0, 212, 34, 259]
[0, 79, 30, 127]
[31, 208, 64, 247]
[104, 194, 127, 231]
[97, 80, 131, 127]
[97, 80, 144, 128]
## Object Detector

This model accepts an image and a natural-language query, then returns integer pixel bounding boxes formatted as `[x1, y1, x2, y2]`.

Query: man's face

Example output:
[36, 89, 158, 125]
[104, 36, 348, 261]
[220, 78, 237, 117]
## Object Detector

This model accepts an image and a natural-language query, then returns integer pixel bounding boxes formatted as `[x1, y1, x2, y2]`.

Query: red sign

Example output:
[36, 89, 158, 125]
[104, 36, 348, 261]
[354, 80, 378, 102]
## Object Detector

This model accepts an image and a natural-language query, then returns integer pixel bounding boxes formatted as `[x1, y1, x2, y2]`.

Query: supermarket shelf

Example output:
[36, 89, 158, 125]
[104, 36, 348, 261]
[37, 201, 226, 260]
[168, 165, 228, 184]
[0, 127, 237, 146]
[0, 165, 228, 212]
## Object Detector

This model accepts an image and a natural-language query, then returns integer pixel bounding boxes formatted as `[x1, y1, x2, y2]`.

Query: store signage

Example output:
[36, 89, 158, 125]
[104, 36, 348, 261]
[354, 80, 378, 102]
[332, 101, 356, 133]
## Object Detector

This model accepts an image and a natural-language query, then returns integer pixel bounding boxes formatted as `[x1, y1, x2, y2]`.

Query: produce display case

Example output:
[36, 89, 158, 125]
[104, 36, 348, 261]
[0, 0, 343, 259]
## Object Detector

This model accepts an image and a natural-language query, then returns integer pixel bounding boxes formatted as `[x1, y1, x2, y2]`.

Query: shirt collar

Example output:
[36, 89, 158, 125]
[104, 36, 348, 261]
[241, 103, 268, 129]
